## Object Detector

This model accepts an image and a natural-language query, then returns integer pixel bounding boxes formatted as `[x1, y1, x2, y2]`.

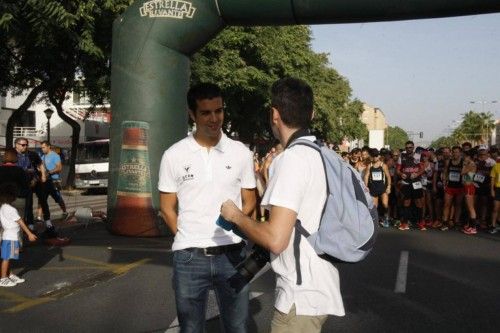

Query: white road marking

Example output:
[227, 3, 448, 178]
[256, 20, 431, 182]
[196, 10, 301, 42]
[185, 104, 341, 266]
[395, 251, 409, 293]
[165, 291, 264, 332]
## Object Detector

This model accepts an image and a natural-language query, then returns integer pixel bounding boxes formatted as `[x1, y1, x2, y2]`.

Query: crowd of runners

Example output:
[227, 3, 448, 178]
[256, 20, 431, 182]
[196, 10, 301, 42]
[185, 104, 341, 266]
[255, 140, 500, 235]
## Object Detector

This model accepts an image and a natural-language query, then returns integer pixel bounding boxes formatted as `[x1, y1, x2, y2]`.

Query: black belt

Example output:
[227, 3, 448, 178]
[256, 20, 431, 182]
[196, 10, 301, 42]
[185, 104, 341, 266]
[184, 242, 245, 256]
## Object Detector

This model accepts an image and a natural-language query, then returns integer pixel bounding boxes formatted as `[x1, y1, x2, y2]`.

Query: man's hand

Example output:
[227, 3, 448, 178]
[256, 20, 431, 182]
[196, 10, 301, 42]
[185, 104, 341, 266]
[221, 200, 243, 224]
[28, 232, 37, 242]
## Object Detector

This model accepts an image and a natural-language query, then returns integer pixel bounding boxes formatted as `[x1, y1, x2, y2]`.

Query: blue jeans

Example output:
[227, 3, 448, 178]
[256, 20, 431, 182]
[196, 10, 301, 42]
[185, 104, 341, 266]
[173, 246, 249, 333]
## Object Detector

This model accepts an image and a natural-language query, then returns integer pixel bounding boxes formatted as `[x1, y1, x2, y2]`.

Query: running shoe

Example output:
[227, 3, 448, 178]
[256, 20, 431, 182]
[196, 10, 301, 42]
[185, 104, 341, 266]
[489, 227, 498, 234]
[440, 225, 449, 231]
[432, 221, 442, 229]
[9, 274, 25, 284]
[0, 277, 16, 287]
[398, 222, 409, 231]
[417, 221, 427, 231]
[462, 226, 477, 235]
[382, 218, 390, 228]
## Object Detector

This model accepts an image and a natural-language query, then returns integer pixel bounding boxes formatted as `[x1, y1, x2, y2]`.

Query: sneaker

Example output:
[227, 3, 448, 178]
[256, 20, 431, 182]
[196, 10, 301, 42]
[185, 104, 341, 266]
[462, 226, 477, 235]
[398, 222, 409, 231]
[9, 274, 25, 284]
[417, 221, 427, 231]
[440, 225, 449, 231]
[382, 218, 390, 228]
[432, 221, 442, 229]
[489, 227, 498, 234]
[0, 277, 16, 287]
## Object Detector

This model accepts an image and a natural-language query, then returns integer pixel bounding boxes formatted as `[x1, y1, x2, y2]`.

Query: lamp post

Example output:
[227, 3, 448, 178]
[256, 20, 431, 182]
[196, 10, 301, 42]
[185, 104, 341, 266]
[43, 108, 54, 143]
[469, 100, 498, 113]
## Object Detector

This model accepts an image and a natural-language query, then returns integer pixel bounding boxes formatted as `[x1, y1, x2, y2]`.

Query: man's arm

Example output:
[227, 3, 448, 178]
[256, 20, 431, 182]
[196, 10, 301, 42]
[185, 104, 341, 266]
[222, 200, 296, 255]
[241, 188, 256, 217]
[160, 192, 178, 235]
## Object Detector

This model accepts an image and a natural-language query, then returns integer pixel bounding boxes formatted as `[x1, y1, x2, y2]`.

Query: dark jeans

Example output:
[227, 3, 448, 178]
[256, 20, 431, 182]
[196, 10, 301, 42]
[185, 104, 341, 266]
[35, 182, 50, 221]
[24, 188, 34, 225]
[173, 246, 249, 333]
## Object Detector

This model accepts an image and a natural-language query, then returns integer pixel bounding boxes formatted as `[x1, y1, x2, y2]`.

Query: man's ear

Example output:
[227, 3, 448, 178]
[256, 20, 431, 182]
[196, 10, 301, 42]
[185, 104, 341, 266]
[271, 107, 280, 125]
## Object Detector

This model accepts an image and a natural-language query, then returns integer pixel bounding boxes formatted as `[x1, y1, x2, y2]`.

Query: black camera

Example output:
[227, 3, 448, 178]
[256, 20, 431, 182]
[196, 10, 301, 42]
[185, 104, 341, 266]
[229, 245, 270, 293]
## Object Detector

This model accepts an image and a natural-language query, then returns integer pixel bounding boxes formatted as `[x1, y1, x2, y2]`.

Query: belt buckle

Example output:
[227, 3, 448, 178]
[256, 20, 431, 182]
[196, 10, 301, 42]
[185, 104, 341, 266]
[203, 248, 215, 256]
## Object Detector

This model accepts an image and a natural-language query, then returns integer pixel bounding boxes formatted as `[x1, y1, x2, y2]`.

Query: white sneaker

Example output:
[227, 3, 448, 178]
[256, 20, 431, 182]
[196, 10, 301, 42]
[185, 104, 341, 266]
[9, 274, 25, 284]
[0, 277, 16, 287]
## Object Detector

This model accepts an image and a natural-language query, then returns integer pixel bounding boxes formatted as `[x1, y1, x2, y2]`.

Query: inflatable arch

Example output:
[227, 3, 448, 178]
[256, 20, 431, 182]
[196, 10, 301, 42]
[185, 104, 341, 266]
[109, 0, 500, 236]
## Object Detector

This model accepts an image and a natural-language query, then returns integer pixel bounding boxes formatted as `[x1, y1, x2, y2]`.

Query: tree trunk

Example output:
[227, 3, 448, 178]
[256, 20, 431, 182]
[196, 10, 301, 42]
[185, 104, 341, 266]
[6, 82, 50, 148]
[49, 92, 80, 189]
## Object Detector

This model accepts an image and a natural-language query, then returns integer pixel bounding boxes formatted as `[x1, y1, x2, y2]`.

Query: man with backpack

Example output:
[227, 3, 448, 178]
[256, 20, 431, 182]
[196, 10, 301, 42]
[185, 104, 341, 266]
[221, 77, 346, 333]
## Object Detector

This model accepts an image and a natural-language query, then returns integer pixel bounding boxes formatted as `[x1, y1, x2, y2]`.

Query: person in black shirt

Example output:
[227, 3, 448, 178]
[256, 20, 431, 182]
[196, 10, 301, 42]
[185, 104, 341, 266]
[0, 148, 29, 216]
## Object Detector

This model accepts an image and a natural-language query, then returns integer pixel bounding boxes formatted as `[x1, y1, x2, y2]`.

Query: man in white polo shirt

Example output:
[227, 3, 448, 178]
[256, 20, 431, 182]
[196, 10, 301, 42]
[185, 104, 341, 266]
[221, 78, 344, 333]
[158, 83, 256, 333]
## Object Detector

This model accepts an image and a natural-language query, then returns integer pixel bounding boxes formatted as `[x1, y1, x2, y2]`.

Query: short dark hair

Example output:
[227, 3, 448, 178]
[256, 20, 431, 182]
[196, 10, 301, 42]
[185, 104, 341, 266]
[271, 77, 313, 129]
[41, 140, 51, 147]
[187, 83, 222, 113]
[452, 146, 462, 152]
[369, 148, 380, 158]
[405, 141, 414, 146]
[14, 137, 28, 144]
[0, 183, 18, 205]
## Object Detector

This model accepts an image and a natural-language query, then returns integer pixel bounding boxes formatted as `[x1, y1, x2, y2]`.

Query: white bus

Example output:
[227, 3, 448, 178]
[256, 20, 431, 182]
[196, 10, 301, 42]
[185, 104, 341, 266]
[75, 139, 109, 189]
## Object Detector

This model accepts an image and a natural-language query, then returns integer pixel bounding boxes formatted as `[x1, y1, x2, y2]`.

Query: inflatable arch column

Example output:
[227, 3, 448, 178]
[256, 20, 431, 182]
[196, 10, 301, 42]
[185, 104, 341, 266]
[109, 0, 500, 236]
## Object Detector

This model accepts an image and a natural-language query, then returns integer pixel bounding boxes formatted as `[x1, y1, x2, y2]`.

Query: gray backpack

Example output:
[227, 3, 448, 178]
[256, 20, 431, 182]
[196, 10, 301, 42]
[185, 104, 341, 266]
[289, 139, 378, 285]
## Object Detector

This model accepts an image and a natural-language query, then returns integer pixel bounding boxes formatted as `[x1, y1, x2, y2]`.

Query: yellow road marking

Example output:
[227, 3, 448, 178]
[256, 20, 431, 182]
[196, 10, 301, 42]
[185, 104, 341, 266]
[40, 266, 108, 271]
[3, 297, 54, 313]
[63, 254, 117, 270]
[112, 258, 151, 275]
[1, 256, 151, 313]
[0, 289, 32, 303]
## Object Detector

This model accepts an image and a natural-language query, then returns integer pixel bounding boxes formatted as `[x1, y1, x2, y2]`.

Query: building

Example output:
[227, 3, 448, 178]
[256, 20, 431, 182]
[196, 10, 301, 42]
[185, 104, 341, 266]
[0, 90, 110, 149]
[359, 104, 389, 149]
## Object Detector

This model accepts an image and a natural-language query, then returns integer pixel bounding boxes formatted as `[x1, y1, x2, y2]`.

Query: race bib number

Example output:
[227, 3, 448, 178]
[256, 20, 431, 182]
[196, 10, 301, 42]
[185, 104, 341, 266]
[372, 171, 383, 181]
[421, 178, 428, 186]
[412, 181, 423, 190]
[449, 172, 460, 182]
[474, 174, 485, 183]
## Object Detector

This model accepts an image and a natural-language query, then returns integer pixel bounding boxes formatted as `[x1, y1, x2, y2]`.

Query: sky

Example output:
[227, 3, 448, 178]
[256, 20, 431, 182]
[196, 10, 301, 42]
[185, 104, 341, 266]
[310, 13, 500, 145]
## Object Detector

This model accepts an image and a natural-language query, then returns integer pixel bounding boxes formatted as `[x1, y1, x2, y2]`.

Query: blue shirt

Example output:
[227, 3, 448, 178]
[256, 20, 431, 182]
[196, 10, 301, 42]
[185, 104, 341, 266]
[43, 151, 61, 180]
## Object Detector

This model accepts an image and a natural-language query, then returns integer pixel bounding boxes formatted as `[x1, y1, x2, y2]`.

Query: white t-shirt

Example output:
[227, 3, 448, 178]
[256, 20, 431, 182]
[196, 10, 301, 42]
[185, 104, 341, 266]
[261, 136, 345, 317]
[0, 203, 21, 241]
[158, 133, 256, 251]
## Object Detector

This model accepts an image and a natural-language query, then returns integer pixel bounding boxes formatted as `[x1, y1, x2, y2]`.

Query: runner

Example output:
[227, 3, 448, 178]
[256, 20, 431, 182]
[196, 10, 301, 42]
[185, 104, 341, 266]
[396, 141, 425, 231]
[432, 149, 447, 229]
[364, 148, 391, 227]
[441, 146, 464, 231]
[474, 148, 494, 229]
[461, 150, 478, 235]
[421, 150, 435, 227]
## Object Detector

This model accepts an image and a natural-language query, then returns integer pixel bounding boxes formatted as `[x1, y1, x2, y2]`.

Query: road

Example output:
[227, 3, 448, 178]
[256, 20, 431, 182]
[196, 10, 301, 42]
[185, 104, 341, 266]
[1, 192, 500, 332]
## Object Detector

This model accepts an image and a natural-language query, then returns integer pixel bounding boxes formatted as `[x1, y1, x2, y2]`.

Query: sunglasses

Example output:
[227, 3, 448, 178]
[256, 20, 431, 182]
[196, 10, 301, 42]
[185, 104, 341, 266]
[17, 143, 28, 147]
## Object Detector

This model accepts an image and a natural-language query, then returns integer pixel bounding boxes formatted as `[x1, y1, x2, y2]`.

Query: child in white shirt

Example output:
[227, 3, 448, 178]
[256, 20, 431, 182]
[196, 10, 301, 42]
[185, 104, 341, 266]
[0, 183, 37, 287]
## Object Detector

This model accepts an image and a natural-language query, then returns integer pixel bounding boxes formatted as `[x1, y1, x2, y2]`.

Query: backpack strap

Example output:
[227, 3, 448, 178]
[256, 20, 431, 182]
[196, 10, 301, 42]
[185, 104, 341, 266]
[294, 219, 310, 285]
[288, 138, 323, 285]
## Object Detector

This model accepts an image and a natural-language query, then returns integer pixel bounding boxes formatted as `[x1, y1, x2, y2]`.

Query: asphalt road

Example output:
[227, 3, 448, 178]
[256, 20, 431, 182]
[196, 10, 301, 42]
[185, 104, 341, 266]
[1, 193, 499, 332]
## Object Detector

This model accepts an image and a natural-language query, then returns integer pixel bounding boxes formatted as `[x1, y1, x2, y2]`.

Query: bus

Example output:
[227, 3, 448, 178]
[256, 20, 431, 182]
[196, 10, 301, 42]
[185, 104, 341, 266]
[75, 139, 109, 189]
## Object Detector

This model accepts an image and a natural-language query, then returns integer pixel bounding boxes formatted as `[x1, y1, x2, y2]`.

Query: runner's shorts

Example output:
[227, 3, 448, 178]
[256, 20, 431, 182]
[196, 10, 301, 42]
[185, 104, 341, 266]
[445, 186, 464, 196]
[464, 184, 476, 196]
[401, 184, 423, 200]
[1, 240, 20, 260]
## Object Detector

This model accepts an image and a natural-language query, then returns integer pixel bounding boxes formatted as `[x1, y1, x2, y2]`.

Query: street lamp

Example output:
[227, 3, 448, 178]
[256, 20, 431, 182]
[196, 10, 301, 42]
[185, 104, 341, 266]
[469, 100, 498, 113]
[43, 108, 54, 143]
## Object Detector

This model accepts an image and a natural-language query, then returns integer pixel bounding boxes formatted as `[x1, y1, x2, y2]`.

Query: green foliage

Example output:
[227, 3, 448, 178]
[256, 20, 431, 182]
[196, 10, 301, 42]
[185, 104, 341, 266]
[452, 111, 495, 144]
[387, 126, 409, 150]
[430, 136, 459, 148]
[190, 26, 367, 143]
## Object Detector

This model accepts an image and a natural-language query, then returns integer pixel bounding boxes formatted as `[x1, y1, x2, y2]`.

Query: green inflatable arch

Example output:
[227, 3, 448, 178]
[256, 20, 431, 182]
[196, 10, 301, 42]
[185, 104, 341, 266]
[109, 0, 500, 236]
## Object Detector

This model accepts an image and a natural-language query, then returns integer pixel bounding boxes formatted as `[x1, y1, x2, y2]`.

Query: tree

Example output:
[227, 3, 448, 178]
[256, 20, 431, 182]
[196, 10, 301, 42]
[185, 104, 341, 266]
[452, 111, 495, 145]
[386, 126, 409, 150]
[0, 0, 131, 186]
[430, 135, 459, 148]
[191, 26, 367, 144]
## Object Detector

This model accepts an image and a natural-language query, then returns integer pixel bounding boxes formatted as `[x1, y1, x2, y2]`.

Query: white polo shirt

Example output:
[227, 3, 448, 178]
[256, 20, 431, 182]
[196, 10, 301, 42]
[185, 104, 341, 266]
[0, 203, 21, 241]
[158, 133, 256, 251]
[261, 136, 345, 317]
